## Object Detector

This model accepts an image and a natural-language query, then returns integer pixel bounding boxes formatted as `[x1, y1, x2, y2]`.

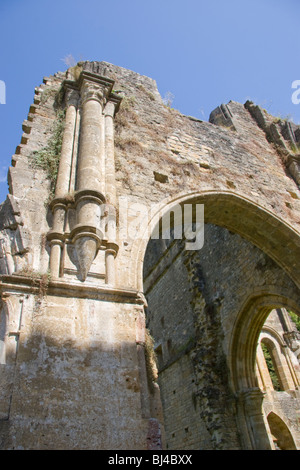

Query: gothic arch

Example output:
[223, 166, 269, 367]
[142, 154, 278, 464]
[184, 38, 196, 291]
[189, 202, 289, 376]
[267, 411, 297, 450]
[259, 334, 285, 391]
[229, 288, 300, 393]
[260, 325, 286, 350]
[258, 322, 298, 392]
[139, 190, 300, 450]
[226, 289, 300, 449]
[133, 190, 300, 292]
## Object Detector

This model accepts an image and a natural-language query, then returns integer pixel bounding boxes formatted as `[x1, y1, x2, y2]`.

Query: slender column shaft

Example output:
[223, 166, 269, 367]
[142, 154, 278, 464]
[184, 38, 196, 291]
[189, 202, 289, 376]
[240, 387, 272, 449]
[49, 243, 62, 278]
[48, 203, 67, 278]
[48, 87, 78, 278]
[76, 97, 103, 193]
[69, 108, 81, 193]
[104, 101, 117, 207]
[55, 97, 78, 197]
[105, 250, 115, 285]
[103, 98, 121, 285]
[71, 75, 110, 281]
[52, 205, 66, 232]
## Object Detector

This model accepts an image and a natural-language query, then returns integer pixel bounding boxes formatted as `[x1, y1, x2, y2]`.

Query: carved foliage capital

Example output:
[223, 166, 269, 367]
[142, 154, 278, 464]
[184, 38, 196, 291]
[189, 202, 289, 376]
[80, 79, 107, 106]
[64, 86, 80, 108]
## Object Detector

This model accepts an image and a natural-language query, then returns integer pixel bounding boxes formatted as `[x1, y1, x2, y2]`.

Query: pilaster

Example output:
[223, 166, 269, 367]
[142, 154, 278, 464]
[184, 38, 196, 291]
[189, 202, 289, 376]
[238, 387, 273, 449]
[47, 70, 122, 283]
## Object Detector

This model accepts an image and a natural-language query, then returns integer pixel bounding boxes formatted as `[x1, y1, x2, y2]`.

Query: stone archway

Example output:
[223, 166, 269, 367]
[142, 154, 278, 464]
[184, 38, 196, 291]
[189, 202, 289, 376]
[139, 191, 300, 450]
[259, 325, 294, 391]
[132, 190, 300, 293]
[229, 292, 300, 449]
[229, 291, 300, 393]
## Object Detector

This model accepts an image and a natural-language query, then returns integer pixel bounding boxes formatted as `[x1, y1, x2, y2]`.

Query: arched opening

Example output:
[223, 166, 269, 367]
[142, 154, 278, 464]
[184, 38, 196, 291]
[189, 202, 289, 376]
[230, 300, 300, 391]
[256, 308, 300, 393]
[267, 412, 297, 450]
[135, 191, 300, 293]
[260, 339, 283, 391]
[230, 301, 300, 449]
[140, 192, 300, 450]
[252, 308, 300, 449]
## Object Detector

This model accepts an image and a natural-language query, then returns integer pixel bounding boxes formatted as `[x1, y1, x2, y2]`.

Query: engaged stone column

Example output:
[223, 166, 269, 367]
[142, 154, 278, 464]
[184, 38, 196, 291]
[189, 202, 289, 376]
[48, 202, 65, 278]
[240, 387, 272, 450]
[48, 85, 79, 278]
[105, 242, 119, 285]
[104, 97, 121, 285]
[76, 79, 105, 192]
[104, 97, 121, 207]
[55, 85, 79, 197]
[71, 72, 114, 281]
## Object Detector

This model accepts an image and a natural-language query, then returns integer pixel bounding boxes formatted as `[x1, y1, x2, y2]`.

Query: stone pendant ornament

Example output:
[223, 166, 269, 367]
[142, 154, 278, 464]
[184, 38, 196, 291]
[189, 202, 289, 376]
[74, 235, 98, 281]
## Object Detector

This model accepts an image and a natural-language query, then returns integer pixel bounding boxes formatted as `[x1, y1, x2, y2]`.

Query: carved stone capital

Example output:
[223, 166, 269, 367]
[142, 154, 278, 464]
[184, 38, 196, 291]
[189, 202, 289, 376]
[80, 79, 106, 106]
[49, 197, 69, 212]
[78, 71, 114, 107]
[105, 241, 119, 257]
[104, 94, 122, 117]
[63, 83, 79, 107]
[46, 231, 66, 245]
[239, 387, 265, 415]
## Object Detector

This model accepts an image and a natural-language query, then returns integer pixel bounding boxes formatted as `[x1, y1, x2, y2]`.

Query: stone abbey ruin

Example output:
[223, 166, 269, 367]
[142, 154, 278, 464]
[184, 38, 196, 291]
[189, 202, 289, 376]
[0, 61, 300, 450]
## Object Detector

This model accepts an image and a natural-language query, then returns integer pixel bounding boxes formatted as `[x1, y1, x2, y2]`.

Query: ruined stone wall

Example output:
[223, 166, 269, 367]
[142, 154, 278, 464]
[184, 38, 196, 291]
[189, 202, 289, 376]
[0, 61, 299, 450]
[144, 238, 207, 449]
[144, 224, 300, 450]
[1, 294, 148, 449]
[2, 60, 300, 287]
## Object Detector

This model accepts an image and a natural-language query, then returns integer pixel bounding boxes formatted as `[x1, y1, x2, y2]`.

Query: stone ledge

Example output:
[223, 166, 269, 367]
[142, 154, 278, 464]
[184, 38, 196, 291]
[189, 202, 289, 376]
[0, 274, 146, 304]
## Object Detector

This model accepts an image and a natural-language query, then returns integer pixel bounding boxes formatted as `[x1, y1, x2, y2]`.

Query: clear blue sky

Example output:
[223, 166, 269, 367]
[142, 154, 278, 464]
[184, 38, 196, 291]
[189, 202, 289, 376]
[0, 0, 299, 203]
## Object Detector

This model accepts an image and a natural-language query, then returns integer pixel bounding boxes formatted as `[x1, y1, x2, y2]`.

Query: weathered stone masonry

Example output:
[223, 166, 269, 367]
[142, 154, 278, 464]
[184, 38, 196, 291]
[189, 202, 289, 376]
[144, 226, 300, 449]
[0, 60, 300, 449]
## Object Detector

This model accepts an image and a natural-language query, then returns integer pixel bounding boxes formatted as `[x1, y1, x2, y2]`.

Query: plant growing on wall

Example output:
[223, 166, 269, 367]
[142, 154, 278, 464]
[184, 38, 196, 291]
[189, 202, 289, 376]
[29, 108, 66, 197]
[288, 310, 300, 332]
[261, 342, 281, 391]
